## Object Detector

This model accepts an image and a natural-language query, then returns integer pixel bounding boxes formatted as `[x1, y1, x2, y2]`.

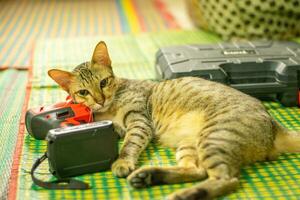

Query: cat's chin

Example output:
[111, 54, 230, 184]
[93, 103, 111, 113]
[92, 100, 113, 113]
[90, 104, 105, 112]
[94, 106, 109, 113]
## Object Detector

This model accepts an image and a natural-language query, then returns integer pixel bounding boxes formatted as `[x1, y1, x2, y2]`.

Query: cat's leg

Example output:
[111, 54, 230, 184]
[127, 145, 207, 188]
[168, 161, 239, 200]
[113, 123, 126, 138]
[167, 176, 239, 200]
[112, 112, 153, 178]
[167, 141, 240, 200]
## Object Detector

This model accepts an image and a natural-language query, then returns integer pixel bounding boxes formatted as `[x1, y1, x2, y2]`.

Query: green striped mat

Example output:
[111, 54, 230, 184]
[0, 70, 28, 198]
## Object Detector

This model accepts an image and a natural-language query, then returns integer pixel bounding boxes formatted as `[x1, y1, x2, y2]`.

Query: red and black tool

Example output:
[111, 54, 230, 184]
[25, 96, 93, 140]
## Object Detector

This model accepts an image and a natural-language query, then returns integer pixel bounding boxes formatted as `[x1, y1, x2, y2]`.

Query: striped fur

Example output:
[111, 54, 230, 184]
[48, 41, 300, 200]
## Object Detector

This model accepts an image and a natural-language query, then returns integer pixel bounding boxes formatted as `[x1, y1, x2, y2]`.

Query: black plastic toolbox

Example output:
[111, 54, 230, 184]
[155, 41, 300, 106]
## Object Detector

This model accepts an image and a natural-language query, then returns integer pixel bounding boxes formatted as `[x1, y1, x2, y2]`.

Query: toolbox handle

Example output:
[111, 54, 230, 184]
[232, 82, 286, 90]
[31, 153, 90, 190]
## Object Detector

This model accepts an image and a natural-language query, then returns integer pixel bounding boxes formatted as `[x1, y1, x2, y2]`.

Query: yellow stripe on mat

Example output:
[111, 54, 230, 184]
[122, 0, 141, 33]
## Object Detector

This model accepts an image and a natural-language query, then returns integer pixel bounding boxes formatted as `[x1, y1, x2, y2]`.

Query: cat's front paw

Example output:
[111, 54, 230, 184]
[111, 158, 135, 178]
[127, 167, 156, 188]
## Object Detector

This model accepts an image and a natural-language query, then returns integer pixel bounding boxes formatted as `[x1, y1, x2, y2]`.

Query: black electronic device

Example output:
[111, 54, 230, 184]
[31, 120, 119, 190]
[155, 41, 300, 106]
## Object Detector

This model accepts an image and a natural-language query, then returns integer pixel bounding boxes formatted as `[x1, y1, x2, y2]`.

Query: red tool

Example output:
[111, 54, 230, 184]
[25, 96, 93, 140]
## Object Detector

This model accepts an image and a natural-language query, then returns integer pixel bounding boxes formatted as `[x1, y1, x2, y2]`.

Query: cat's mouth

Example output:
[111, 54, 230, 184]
[92, 101, 112, 112]
[91, 104, 103, 111]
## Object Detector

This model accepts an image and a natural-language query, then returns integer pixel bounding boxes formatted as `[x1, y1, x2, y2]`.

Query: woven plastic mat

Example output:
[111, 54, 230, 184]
[0, 70, 28, 199]
[11, 30, 300, 199]
[0, 0, 178, 68]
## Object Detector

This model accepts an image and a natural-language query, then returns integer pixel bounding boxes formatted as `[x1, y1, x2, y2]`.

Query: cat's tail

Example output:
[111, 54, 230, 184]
[273, 120, 300, 153]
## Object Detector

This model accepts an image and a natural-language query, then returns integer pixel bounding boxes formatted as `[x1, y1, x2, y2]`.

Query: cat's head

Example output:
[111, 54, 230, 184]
[48, 41, 118, 112]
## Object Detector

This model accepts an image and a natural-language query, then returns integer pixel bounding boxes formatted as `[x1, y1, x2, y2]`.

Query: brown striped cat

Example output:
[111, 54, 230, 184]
[48, 41, 300, 200]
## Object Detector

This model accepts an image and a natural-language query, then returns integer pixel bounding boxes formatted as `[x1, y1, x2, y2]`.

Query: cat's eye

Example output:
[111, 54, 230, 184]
[100, 78, 108, 88]
[78, 89, 89, 96]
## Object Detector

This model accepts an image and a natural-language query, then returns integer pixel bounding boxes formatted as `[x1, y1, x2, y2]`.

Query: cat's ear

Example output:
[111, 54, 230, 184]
[48, 69, 74, 92]
[91, 41, 111, 67]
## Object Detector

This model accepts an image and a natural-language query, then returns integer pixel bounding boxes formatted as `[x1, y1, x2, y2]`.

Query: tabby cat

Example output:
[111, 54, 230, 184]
[48, 41, 300, 200]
